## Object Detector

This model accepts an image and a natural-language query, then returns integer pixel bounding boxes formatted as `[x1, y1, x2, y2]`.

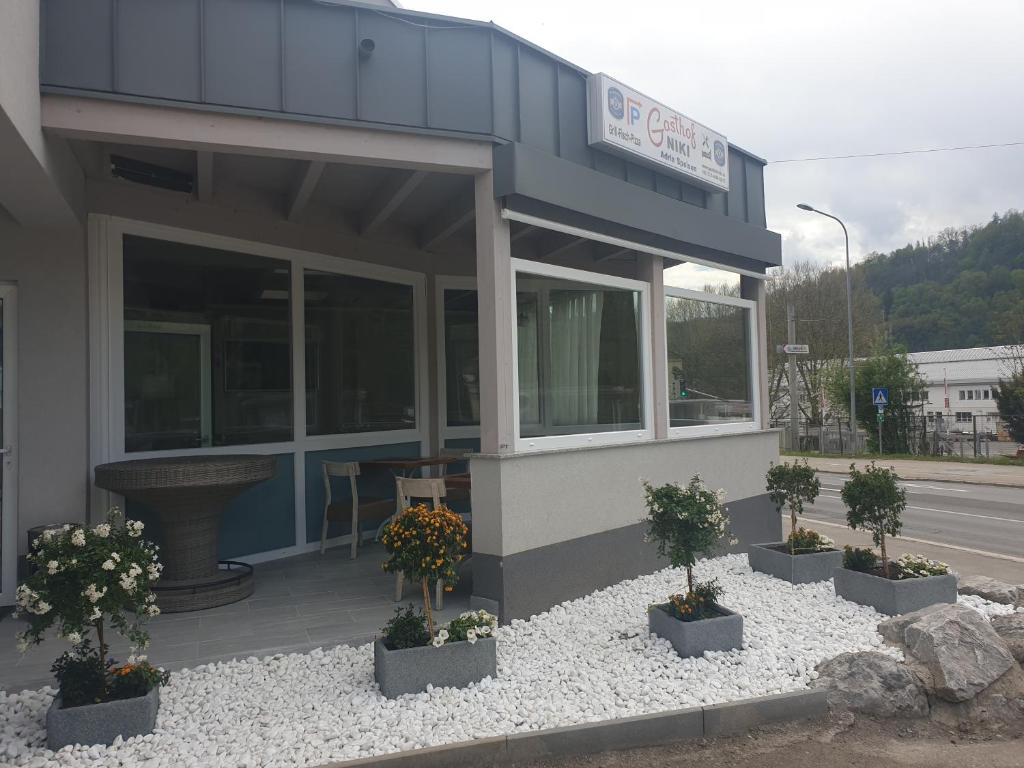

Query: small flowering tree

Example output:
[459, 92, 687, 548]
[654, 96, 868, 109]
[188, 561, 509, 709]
[765, 460, 822, 554]
[15, 509, 164, 663]
[642, 476, 733, 596]
[380, 503, 468, 640]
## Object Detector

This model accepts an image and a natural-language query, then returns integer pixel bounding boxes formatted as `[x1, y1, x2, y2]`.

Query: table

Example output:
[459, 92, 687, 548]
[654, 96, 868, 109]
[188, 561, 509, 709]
[94, 454, 277, 612]
[361, 455, 463, 477]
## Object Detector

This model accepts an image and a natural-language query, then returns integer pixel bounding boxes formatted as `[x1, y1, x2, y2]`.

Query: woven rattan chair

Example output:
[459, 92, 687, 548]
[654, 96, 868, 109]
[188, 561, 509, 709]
[320, 461, 394, 558]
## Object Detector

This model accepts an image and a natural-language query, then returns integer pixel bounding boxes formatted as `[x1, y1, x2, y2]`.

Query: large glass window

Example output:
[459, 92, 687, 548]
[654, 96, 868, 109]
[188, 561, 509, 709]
[123, 236, 292, 451]
[442, 288, 480, 428]
[304, 270, 415, 435]
[665, 292, 754, 429]
[515, 272, 644, 439]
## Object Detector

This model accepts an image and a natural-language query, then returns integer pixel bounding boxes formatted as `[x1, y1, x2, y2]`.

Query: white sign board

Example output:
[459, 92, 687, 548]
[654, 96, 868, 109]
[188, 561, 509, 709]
[781, 344, 810, 355]
[587, 73, 730, 192]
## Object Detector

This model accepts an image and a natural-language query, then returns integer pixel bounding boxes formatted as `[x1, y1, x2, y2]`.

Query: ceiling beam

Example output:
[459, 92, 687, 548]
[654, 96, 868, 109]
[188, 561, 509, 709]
[594, 246, 632, 262]
[419, 190, 475, 250]
[538, 233, 588, 260]
[195, 150, 214, 203]
[510, 224, 538, 242]
[360, 169, 428, 235]
[286, 159, 325, 222]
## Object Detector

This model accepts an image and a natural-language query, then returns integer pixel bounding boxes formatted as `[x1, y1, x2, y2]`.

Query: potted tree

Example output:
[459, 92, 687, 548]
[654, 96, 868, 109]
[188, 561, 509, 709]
[833, 463, 956, 614]
[749, 460, 841, 583]
[642, 476, 742, 658]
[14, 510, 169, 749]
[375, 503, 497, 697]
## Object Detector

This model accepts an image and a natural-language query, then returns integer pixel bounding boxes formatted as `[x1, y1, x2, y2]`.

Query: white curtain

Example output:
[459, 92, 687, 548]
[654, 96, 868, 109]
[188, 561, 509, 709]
[516, 294, 541, 425]
[548, 290, 604, 426]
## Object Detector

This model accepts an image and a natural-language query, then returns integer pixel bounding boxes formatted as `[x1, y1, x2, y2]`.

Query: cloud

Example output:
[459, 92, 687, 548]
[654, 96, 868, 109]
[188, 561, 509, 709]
[406, 0, 1024, 269]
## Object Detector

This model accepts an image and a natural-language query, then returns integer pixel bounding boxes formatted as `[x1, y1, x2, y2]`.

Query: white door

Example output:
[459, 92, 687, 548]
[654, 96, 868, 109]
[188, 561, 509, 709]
[0, 285, 18, 605]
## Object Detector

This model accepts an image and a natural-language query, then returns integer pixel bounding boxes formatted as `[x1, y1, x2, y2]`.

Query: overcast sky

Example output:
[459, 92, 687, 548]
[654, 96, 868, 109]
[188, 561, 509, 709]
[405, 0, 1024, 270]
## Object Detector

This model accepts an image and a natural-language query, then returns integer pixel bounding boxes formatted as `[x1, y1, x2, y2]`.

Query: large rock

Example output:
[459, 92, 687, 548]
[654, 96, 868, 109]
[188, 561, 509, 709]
[990, 613, 1024, 662]
[930, 664, 1024, 728]
[877, 603, 947, 646]
[957, 575, 1023, 606]
[901, 603, 1016, 702]
[814, 651, 929, 718]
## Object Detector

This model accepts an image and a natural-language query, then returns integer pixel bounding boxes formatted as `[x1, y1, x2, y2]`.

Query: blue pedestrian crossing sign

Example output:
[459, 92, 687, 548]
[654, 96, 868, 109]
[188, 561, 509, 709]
[872, 387, 889, 408]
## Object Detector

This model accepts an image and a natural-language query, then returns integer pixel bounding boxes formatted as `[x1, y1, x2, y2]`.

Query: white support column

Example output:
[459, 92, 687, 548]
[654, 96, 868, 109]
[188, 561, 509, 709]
[641, 254, 669, 439]
[742, 275, 770, 429]
[474, 172, 516, 454]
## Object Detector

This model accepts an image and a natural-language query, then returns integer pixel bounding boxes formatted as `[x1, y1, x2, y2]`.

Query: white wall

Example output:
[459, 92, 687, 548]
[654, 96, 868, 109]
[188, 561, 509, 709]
[0, 216, 89, 553]
[470, 429, 779, 557]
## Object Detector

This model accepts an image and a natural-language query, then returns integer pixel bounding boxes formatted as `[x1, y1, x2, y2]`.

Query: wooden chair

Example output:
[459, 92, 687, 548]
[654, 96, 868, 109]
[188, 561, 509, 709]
[392, 476, 453, 609]
[320, 461, 394, 559]
[438, 447, 471, 502]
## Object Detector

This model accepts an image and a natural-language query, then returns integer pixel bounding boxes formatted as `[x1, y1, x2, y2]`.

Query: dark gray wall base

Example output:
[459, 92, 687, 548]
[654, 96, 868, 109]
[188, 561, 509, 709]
[321, 688, 827, 767]
[473, 494, 778, 622]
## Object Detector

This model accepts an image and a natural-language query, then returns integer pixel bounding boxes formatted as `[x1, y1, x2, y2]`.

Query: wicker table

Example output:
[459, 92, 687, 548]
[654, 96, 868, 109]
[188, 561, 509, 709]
[94, 455, 277, 613]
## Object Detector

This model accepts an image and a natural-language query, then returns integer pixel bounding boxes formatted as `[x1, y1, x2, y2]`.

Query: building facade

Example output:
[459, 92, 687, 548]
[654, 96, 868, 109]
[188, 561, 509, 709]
[0, 0, 782, 620]
[910, 346, 1019, 432]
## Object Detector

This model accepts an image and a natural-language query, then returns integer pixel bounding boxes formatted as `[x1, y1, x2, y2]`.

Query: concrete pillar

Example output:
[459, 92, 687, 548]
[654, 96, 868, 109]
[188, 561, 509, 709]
[640, 254, 668, 439]
[742, 275, 770, 429]
[473, 171, 515, 454]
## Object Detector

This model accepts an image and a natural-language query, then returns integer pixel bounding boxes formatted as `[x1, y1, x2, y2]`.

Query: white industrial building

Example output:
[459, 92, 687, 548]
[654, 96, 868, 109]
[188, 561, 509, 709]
[909, 345, 1019, 433]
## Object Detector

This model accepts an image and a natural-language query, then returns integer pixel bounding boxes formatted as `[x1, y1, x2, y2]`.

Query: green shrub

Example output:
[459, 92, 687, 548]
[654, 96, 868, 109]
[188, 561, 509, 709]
[381, 604, 430, 650]
[51, 641, 106, 708]
[840, 463, 906, 577]
[443, 610, 497, 645]
[666, 579, 724, 622]
[842, 545, 878, 573]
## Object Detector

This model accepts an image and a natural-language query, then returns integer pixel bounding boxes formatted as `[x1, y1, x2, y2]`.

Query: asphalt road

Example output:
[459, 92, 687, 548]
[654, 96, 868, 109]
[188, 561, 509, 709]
[803, 473, 1024, 560]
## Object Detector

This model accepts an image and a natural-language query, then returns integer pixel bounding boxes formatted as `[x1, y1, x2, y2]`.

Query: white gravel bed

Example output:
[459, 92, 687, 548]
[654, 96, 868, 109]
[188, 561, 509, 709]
[0, 553, 1009, 768]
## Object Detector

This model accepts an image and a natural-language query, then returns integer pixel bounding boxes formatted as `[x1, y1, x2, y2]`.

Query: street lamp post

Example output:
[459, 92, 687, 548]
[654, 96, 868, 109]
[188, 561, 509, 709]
[797, 203, 857, 453]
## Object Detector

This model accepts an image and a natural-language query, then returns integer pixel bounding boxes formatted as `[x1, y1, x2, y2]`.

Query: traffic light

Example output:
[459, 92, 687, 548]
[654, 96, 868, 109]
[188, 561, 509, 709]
[679, 380, 689, 399]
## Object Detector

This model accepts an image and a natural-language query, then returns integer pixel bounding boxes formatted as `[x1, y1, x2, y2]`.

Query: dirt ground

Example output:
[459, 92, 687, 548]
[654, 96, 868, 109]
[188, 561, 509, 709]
[522, 714, 1024, 768]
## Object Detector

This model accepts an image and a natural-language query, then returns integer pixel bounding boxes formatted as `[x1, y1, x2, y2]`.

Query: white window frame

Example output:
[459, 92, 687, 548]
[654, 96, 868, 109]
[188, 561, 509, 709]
[435, 275, 480, 443]
[509, 258, 654, 452]
[663, 286, 761, 439]
[89, 215, 429, 562]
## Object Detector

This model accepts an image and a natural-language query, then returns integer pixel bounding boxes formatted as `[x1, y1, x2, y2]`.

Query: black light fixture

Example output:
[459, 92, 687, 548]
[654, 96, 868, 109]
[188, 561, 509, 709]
[796, 203, 814, 212]
[110, 155, 194, 193]
[358, 38, 376, 60]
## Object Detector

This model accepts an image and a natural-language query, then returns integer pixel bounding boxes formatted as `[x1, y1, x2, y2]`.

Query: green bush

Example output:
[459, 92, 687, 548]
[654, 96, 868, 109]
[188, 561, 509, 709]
[842, 545, 878, 573]
[894, 554, 950, 579]
[786, 527, 835, 554]
[840, 463, 906, 577]
[666, 579, 724, 622]
[766, 460, 821, 554]
[381, 605, 430, 650]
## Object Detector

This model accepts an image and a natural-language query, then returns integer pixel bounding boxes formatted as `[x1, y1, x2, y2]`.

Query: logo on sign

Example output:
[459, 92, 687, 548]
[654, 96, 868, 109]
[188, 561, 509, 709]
[627, 97, 643, 126]
[607, 87, 624, 120]
[872, 388, 889, 407]
[714, 140, 726, 167]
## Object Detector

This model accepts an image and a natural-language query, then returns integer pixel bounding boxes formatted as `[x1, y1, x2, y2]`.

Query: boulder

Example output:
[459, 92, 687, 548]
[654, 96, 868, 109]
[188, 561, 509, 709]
[930, 664, 1024, 728]
[902, 603, 1016, 702]
[957, 575, 1022, 606]
[877, 603, 947, 646]
[990, 613, 1024, 662]
[814, 651, 929, 718]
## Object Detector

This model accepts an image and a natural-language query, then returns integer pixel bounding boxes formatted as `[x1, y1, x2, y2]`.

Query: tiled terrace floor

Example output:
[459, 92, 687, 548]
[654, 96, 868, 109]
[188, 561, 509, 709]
[0, 543, 471, 694]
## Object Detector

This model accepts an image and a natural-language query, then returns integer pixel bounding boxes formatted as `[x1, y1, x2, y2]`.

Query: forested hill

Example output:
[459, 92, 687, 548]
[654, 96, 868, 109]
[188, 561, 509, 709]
[857, 210, 1024, 352]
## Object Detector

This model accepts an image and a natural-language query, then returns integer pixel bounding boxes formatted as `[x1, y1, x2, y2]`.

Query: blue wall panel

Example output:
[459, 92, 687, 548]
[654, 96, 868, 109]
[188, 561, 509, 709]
[205, 0, 282, 111]
[116, 0, 202, 101]
[357, 13, 426, 126]
[304, 442, 420, 544]
[427, 27, 492, 134]
[42, 0, 113, 92]
[283, 0, 358, 119]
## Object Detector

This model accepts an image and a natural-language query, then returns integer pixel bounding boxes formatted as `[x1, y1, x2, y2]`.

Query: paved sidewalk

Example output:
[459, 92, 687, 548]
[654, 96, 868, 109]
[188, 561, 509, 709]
[801, 456, 1024, 488]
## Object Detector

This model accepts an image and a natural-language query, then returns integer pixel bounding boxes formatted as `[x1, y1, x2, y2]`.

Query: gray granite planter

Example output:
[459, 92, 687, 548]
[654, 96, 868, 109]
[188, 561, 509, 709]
[833, 567, 957, 615]
[648, 604, 743, 658]
[748, 543, 843, 584]
[46, 686, 160, 749]
[374, 637, 497, 698]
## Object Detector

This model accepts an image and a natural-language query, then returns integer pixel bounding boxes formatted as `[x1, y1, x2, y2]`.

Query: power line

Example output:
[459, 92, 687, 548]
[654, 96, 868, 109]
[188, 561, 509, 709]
[770, 140, 1024, 164]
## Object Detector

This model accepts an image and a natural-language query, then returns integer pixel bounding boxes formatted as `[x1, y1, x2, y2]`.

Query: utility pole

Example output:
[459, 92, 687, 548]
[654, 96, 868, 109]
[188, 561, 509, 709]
[788, 303, 799, 451]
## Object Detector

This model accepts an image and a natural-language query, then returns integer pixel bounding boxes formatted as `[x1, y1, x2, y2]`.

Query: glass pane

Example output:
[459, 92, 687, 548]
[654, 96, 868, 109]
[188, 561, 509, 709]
[666, 295, 753, 427]
[125, 329, 203, 450]
[0, 297, 4, 594]
[664, 262, 741, 294]
[516, 276, 643, 437]
[123, 235, 292, 451]
[443, 289, 480, 427]
[304, 270, 415, 435]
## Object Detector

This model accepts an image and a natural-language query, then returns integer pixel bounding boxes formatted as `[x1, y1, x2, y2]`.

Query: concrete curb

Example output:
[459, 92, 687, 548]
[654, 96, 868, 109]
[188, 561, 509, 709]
[320, 688, 827, 767]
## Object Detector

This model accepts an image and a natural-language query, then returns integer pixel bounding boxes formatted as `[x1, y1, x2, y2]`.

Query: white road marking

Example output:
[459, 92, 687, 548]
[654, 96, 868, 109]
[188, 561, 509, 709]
[785, 514, 1024, 564]
[903, 482, 969, 493]
[813, 493, 1022, 524]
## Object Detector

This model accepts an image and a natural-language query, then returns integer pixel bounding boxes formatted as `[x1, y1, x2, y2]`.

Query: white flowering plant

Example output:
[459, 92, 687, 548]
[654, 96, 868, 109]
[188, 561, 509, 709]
[894, 553, 950, 579]
[434, 610, 497, 648]
[642, 475, 734, 599]
[14, 508, 164, 662]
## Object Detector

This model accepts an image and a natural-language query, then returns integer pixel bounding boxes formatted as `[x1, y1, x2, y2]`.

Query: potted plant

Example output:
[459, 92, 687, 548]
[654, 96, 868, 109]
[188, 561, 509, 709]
[642, 476, 743, 658]
[375, 503, 497, 697]
[833, 463, 956, 614]
[749, 460, 842, 583]
[13, 509, 169, 749]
